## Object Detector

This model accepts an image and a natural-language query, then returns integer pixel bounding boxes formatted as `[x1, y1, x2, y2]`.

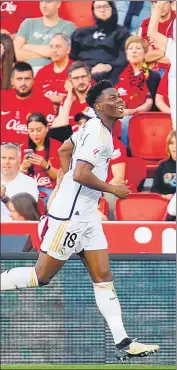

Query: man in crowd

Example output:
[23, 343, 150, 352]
[34, 33, 72, 113]
[52, 61, 93, 132]
[1, 143, 38, 213]
[139, 0, 175, 76]
[1, 62, 55, 148]
[14, 0, 76, 74]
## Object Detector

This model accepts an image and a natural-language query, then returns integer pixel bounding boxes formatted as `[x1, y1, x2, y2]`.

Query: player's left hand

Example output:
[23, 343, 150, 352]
[112, 182, 131, 199]
[91, 63, 112, 74]
[30, 154, 47, 168]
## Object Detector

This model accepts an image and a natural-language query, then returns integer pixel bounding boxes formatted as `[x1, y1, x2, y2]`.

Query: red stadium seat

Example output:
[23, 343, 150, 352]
[125, 157, 147, 192]
[99, 197, 109, 218]
[114, 193, 169, 221]
[128, 112, 172, 176]
[60, 2, 94, 28]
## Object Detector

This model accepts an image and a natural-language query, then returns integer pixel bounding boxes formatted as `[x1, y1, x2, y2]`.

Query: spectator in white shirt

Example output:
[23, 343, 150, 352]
[1, 143, 39, 210]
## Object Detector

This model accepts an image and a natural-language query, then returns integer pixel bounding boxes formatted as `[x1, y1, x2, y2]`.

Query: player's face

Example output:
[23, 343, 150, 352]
[69, 67, 91, 93]
[169, 137, 176, 160]
[11, 70, 34, 97]
[93, 1, 112, 21]
[8, 202, 26, 221]
[1, 148, 20, 177]
[49, 36, 70, 62]
[126, 42, 145, 65]
[28, 121, 48, 145]
[40, 0, 61, 17]
[99, 88, 124, 119]
[151, 1, 171, 17]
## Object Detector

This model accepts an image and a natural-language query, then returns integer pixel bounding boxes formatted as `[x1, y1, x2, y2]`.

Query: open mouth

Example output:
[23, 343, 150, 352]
[117, 105, 124, 113]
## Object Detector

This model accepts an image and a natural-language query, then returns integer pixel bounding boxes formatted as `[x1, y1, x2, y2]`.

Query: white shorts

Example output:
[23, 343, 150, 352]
[40, 216, 108, 261]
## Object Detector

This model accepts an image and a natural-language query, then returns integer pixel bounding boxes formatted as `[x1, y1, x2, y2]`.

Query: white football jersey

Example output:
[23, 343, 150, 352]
[48, 117, 114, 221]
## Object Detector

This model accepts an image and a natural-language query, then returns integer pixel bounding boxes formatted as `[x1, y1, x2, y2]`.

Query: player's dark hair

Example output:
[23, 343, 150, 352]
[12, 62, 34, 76]
[86, 80, 113, 108]
[27, 113, 50, 176]
[68, 61, 90, 77]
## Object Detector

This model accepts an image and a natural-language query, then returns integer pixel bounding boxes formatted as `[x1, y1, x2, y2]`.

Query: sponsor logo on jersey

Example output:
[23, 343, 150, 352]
[1, 1, 17, 14]
[6, 119, 28, 134]
[1, 111, 10, 115]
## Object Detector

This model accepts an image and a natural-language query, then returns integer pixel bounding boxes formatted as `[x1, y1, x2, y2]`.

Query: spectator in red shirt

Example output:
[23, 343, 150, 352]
[0, 1, 41, 38]
[1, 62, 55, 148]
[138, 0, 175, 77]
[155, 67, 171, 114]
[115, 36, 153, 147]
[34, 33, 72, 113]
[53, 61, 94, 132]
[0, 33, 15, 90]
[20, 113, 62, 207]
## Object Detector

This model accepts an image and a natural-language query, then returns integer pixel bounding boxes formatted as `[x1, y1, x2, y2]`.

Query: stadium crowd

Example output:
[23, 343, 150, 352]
[1, 0, 176, 223]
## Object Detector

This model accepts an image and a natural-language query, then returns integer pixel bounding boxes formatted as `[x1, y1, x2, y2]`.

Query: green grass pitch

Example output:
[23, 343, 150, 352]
[1, 365, 175, 370]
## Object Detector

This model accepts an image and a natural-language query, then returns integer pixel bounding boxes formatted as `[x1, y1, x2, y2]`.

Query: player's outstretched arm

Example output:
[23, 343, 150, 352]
[58, 139, 74, 174]
[73, 160, 130, 199]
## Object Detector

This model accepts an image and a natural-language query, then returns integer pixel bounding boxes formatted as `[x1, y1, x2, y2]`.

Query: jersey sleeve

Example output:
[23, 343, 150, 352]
[77, 126, 103, 167]
[16, 18, 31, 40]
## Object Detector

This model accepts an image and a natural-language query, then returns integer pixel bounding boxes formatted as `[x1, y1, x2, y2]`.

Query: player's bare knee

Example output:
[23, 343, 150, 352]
[94, 270, 113, 283]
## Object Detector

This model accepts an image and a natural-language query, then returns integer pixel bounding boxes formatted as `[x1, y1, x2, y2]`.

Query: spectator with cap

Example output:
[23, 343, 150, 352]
[1, 142, 39, 212]
[70, 0, 130, 84]
[14, 0, 76, 75]
[34, 33, 73, 113]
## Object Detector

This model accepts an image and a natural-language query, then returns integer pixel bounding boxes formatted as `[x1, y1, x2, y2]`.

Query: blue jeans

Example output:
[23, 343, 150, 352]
[120, 115, 132, 148]
[38, 186, 53, 208]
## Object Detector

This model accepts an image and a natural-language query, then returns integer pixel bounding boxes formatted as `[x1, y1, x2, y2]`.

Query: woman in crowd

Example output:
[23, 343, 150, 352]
[20, 113, 62, 206]
[8, 193, 40, 221]
[0, 33, 16, 89]
[151, 130, 176, 200]
[115, 35, 160, 147]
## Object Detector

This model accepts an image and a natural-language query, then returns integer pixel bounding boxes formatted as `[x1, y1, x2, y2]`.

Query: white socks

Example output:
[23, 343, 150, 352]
[93, 281, 128, 345]
[1, 267, 38, 291]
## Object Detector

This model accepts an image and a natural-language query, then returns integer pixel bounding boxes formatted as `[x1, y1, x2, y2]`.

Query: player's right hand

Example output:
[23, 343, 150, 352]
[111, 182, 131, 199]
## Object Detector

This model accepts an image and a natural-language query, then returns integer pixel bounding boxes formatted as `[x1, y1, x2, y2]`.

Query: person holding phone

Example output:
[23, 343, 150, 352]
[20, 113, 62, 207]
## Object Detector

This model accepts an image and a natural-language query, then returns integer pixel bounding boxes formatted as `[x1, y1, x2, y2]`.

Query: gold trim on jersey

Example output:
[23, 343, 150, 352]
[49, 220, 70, 253]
